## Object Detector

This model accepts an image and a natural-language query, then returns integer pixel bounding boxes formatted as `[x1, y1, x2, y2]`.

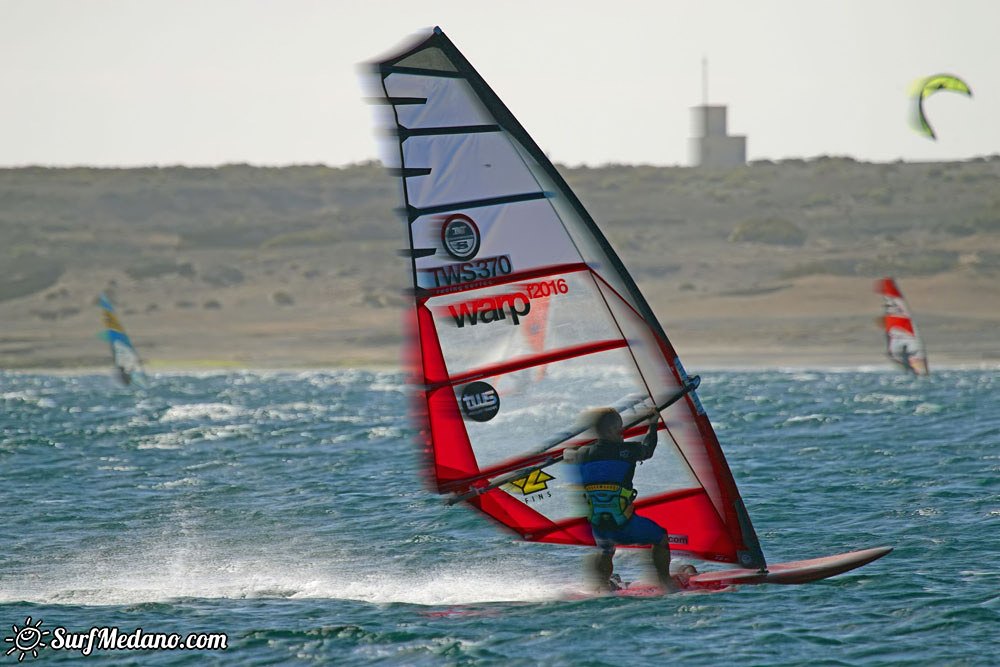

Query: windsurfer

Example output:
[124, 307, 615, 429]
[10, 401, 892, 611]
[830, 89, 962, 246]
[564, 408, 691, 593]
[898, 345, 914, 374]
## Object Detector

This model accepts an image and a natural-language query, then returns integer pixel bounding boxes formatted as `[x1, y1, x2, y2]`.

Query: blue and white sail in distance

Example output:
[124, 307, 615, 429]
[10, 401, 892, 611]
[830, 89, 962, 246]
[99, 293, 148, 387]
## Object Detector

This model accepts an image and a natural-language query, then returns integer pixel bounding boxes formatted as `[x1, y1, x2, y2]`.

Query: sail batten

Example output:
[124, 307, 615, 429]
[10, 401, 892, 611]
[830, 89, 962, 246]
[396, 124, 503, 140]
[383, 66, 467, 79]
[372, 27, 766, 568]
[368, 96, 427, 106]
[407, 191, 550, 220]
[430, 339, 629, 390]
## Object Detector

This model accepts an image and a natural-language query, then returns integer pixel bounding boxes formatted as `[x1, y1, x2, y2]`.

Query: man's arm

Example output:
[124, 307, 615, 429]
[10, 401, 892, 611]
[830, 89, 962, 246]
[636, 414, 659, 460]
[561, 442, 593, 464]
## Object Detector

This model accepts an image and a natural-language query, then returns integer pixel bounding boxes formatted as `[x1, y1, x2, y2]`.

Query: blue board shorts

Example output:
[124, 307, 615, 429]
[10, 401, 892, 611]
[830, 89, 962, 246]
[591, 515, 667, 555]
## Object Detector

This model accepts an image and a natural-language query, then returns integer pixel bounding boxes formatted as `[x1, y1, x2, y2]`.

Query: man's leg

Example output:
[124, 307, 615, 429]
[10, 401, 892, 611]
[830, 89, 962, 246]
[651, 535, 679, 592]
[588, 539, 616, 592]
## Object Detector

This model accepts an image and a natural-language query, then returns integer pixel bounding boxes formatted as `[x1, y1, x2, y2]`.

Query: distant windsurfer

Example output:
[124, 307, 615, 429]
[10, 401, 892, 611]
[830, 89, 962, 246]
[563, 408, 692, 593]
[898, 345, 915, 374]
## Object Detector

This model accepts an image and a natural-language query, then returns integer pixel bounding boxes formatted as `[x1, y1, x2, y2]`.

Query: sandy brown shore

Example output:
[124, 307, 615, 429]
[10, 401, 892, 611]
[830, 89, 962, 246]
[3, 161, 999, 371]
[3, 271, 997, 373]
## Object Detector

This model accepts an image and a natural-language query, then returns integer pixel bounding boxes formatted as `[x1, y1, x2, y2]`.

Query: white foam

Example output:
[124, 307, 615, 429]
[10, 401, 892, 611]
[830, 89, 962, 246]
[853, 392, 920, 406]
[293, 565, 565, 605]
[1, 390, 57, 408]
[160, 403, 247, 422]
[783, 414, 830, 425]
[137, 431, 187, 450]
[136, 424, 252, 449]
[0, 536, 584, 606]
[0, 549, 573, 607]
[150, 477, 201, 490]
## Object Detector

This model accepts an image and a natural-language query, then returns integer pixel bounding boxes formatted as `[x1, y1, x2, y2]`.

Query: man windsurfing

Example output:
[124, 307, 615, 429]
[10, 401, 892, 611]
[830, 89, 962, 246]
[898, 344, 915, 375]
[564, 408, 692, 593]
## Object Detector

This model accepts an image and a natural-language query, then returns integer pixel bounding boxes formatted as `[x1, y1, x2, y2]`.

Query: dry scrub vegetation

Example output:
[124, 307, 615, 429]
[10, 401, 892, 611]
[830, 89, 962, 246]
[2, 157, 999, 367]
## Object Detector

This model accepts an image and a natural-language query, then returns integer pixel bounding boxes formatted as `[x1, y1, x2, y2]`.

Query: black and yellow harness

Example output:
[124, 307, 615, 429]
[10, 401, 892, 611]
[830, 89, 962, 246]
[584, 482, 637, 531]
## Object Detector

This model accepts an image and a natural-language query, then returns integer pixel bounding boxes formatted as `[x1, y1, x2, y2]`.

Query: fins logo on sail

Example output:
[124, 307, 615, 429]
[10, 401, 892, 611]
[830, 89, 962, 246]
[459, 381, 500, 422]
[509, 469, 554, 504]
[509, 469, 553, 494]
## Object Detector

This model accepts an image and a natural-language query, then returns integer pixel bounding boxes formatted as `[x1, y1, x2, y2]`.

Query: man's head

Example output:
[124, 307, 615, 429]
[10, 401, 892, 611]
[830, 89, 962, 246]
[590, 408, 623, 441]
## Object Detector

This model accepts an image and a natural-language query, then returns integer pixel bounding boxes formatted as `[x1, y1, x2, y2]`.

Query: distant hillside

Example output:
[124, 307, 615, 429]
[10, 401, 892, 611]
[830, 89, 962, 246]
[2, 158, 999, 368]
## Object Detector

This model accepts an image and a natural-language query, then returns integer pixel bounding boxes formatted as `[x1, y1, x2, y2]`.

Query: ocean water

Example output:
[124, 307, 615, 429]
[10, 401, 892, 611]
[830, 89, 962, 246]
[1, 368, 998, 665]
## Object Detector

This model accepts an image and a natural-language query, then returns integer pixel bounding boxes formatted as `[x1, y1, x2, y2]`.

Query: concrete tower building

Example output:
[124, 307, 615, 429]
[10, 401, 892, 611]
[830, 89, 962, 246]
[689, 58, 746, 167]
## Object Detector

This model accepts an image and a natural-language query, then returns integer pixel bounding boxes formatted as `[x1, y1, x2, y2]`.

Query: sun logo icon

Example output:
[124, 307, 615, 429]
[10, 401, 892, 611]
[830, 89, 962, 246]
[4, 617, 49, 662]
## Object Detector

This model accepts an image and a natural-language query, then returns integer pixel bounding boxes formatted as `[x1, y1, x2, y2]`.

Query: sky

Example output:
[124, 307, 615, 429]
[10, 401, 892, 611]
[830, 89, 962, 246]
[2, 0, 999, 168]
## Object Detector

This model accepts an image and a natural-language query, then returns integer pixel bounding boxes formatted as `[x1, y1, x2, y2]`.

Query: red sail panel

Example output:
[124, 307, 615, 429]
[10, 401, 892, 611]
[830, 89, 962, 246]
[370, 27, 766, 568]
[472, 485, 740, 562]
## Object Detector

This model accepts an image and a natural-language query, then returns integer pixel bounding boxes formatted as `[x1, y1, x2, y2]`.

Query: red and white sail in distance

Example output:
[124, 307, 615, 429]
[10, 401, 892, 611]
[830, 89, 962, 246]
[369, 27, 765, 568]
[875, 278, 929, 376]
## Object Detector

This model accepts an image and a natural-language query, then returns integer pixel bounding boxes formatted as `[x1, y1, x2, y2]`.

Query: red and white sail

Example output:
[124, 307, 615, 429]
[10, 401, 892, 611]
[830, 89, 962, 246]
[370, 28, 765, 568]
[875, 278, 929, 376]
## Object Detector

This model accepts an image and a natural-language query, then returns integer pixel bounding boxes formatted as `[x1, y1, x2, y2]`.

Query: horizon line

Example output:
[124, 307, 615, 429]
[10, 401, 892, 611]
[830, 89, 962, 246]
[2, 154, 1000, 171]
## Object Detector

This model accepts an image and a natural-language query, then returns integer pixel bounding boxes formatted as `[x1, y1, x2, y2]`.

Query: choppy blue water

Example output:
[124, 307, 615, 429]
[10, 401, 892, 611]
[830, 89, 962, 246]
[2, 368, 999, 665]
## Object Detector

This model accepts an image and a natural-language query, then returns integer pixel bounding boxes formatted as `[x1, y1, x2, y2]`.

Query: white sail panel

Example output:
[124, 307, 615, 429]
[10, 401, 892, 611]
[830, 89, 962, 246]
[411, 201, 584, 291]
[531, 165, 646, 316]
[402, 133, 542, 209]
[453, 349, 646, 470]
[427, 269, 618, 375]
[385, 74, 494, 128]
[594, 279, 727, 514]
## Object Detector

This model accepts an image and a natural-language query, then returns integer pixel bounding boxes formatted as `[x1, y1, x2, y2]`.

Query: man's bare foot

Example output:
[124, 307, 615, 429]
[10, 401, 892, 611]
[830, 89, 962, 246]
[660, 580, 681, 593]
[671, 564, 698, 589]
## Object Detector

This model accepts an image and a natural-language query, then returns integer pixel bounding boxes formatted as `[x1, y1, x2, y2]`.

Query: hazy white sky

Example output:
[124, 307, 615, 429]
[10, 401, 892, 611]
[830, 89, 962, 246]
[2, 0, 998, 167]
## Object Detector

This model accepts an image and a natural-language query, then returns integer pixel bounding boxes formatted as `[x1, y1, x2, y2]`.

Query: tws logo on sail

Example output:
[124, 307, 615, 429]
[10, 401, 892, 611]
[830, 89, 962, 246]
[420, 254, 513, 289]
[441, 214, 481, 261]
[459, 381, 500, 422]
